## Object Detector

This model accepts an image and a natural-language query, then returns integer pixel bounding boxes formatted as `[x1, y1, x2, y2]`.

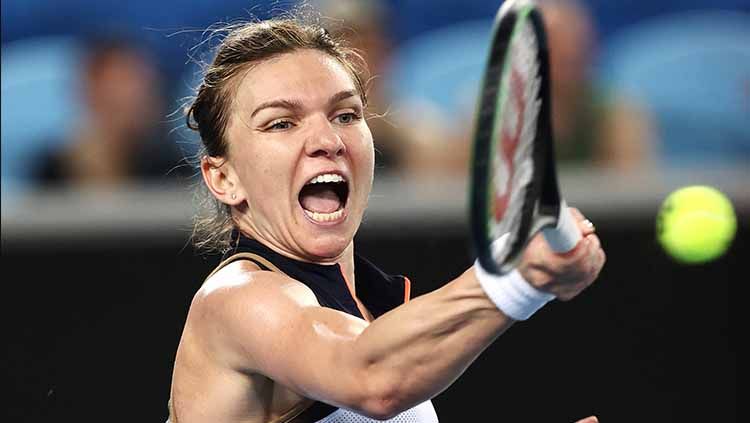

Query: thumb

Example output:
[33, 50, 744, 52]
[573, 417, 599, 423]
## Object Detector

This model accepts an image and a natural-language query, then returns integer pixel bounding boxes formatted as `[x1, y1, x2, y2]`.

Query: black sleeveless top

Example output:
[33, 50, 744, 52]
[220, 232, 412, 422]
[225, 232, 411, 320]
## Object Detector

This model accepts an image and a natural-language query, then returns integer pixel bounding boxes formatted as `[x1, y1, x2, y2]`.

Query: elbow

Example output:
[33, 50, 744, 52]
[359, 396, 404, 421]
[355, 372, 410, 420]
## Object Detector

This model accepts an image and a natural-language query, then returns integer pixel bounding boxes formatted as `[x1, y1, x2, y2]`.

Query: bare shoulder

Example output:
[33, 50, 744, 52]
[187, 260, 320, 371]
[195, 259, 319, 310]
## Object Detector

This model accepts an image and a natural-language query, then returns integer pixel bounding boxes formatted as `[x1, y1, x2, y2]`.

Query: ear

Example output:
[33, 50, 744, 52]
[201, 156, 246, 206]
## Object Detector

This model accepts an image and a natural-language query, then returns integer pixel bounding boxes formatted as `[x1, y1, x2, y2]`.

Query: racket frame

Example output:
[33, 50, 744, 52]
[469, 0, 569, 275]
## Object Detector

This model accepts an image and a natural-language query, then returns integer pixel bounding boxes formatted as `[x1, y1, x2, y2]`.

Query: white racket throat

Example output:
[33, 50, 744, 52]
[542, 203, 582, 253]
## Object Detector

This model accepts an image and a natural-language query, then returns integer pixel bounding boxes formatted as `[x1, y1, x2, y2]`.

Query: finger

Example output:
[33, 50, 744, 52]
[584, 234, 603, 275]
[586, 233, 601, 252]
[596, 248, 606, 274]
[563, 233, 599, 264]
[585, 242, 606, 285]
[580, 218, 595, 236]
[574, 417, 599, 423]
[587, 234, 605, 272]
[577, 217, 595, 236]
[568, 207, 584, 222]
[569, 207, 595, 236]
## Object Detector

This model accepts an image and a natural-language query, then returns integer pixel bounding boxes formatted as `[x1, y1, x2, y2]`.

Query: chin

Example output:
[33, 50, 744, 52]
[302, 233, 352, 262]
[295, 202, 363, 262]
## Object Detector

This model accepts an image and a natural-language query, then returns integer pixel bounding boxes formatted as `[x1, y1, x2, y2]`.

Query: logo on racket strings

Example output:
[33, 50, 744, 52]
[492, 68, 526, 224]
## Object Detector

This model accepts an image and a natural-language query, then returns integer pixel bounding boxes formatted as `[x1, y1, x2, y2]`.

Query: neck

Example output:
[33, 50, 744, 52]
[336, 243, 356, 288]
[233, 218, 357, 285]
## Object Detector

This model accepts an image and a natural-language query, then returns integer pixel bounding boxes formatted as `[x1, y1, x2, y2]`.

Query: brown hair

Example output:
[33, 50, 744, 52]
[186, 16, 369, 254]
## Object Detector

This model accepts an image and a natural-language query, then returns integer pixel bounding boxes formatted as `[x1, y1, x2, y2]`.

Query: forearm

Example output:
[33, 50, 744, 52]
[350, 266, 513, 409]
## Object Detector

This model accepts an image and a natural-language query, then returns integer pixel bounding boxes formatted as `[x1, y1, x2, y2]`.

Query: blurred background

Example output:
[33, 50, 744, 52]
[2, 0, 747, 422]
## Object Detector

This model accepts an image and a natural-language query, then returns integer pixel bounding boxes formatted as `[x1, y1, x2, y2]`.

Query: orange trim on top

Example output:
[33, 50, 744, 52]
[338, 265, 372, 322]
[403, 276, 412, 304]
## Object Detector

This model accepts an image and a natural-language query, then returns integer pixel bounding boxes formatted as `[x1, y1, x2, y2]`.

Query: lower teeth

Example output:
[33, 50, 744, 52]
[304, 209, 344, 222]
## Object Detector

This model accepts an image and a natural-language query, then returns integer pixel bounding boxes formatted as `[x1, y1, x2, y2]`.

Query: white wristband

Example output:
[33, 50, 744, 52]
[474, 260, 555, 321]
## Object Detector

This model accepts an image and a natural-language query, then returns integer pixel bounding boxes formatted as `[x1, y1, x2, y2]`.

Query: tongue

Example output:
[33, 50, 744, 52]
[299, 184, 342, 213]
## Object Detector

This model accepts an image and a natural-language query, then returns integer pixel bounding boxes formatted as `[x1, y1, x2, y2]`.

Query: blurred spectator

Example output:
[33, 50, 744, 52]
[597, 9, 750, 168]
[384, 0, 657, 179]
[322, 1, 489, 178]
[314, 0, 412, 175]
[32, 36, 182, 187]
[541, 0, 655, 171]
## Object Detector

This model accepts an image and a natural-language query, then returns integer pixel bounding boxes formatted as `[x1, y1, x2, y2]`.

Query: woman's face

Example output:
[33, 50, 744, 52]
[222, 49, 374, 262]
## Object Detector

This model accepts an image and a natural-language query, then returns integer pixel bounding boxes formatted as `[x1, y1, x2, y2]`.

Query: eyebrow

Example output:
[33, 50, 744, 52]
[250, 90, 360, 118]
[327, 90, 359, 108]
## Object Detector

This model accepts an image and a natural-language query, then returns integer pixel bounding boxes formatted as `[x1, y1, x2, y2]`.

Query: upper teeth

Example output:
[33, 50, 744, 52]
[307, 173, 345, 185]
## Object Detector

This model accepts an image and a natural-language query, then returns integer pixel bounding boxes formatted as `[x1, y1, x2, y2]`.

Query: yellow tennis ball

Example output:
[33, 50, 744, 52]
[657, 185, 737, 264]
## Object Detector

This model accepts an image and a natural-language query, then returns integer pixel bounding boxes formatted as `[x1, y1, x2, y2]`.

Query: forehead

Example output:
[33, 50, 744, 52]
[233, 49, 358, 109]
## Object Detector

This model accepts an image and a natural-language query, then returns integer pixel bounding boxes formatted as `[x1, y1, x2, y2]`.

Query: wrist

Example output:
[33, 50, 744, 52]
[474, 260, 555, 321]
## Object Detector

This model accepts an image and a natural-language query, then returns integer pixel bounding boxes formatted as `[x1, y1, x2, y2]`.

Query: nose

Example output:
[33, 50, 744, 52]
[304, 117, 346, 158]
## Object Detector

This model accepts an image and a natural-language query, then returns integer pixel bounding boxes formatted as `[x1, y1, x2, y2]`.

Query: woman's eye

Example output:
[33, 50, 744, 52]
[268, 120, 293, 131]
[334, 112, 359, 125]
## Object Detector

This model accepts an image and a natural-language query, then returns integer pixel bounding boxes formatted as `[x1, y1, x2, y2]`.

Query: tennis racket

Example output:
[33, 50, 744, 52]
[469, 0, 581, 275]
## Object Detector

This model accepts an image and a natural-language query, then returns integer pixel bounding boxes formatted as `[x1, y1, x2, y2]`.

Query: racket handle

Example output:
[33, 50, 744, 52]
[542, 203, 582, 253]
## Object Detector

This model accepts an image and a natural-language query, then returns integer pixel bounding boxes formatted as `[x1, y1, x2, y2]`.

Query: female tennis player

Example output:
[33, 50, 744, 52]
[168, 17, 605, 423]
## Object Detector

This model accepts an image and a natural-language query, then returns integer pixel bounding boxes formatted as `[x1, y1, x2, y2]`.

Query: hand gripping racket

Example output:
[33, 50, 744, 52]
[470, 0, 581, 275]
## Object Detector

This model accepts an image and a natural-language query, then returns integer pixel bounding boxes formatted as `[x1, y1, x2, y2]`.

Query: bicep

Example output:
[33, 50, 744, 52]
[198, 269, 371, 407]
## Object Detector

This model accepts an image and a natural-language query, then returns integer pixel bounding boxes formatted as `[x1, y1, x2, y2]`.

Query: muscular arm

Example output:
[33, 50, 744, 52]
[193, 213, 603, 419]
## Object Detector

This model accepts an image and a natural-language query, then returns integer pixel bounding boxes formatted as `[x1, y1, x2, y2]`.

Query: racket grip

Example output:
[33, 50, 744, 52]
[542, 204, 581, 253]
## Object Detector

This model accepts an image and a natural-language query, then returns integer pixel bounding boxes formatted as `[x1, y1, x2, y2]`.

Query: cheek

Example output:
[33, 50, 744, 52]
[352, 126, 375, 199]
[233, 143, 293, 199]
[354, 125, 375, 171]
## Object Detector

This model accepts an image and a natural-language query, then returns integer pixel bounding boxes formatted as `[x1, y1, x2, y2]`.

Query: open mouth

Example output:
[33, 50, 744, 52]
[298, 173, 350, 223]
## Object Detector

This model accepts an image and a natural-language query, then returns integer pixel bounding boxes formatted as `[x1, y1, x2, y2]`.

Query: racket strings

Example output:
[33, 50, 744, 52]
[489, 19, 542, 265]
